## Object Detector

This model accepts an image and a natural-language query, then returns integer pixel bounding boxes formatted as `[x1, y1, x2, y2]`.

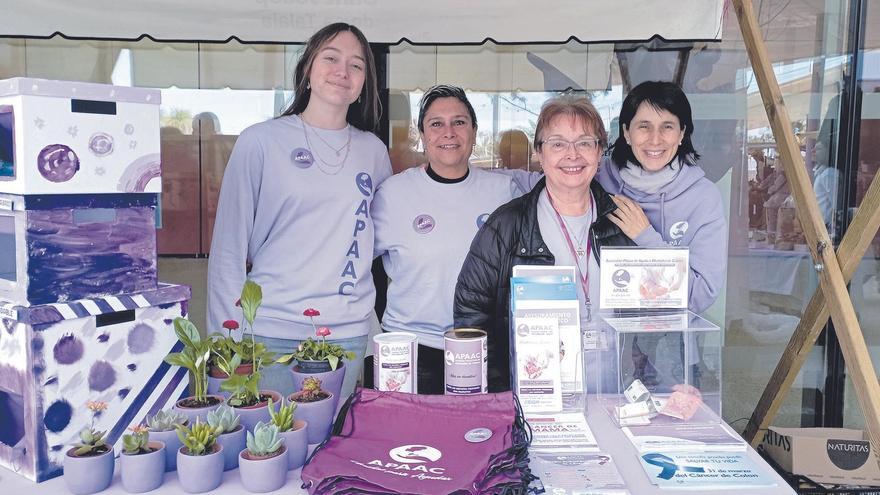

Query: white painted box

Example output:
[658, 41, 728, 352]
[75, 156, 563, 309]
[0, 283, 191, 482]
[0, 77, 161, 195]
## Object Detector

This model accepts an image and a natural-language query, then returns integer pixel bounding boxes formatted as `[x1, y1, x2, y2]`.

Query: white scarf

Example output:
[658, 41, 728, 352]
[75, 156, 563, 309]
[618, 159, 681, 194]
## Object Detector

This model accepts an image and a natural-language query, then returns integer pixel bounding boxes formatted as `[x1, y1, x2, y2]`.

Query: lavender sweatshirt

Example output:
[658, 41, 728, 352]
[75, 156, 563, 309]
[597, 158, 727, 314]
[207, 115, 392, 339]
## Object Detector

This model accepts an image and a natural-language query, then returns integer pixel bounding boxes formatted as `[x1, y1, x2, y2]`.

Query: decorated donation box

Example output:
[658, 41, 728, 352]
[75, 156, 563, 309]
[0, 283, 191, 482]
[0, 193, 158, 306]
[0, 77, 161, 195]
[594, 311, 721, 427]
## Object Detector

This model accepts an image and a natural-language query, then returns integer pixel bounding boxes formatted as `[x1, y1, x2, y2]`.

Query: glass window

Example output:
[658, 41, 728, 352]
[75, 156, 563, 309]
[844, 1, 880, 430]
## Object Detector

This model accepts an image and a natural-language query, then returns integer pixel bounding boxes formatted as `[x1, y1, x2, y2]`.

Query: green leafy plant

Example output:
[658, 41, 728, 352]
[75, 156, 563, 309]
[222, 280, 275, 407]
[246, 422, 283, 457]
[267, 398, 296, 432]
[206, 404, 240, 433]
[146, 409, 188, 432]
[122, 425, 152, 455]
[276, 309, 355, 371]
[290, 376, 330, 403]
[164, 318, 213, 405]
[72, 401, 109, 456]
[176, 419, 221, 456]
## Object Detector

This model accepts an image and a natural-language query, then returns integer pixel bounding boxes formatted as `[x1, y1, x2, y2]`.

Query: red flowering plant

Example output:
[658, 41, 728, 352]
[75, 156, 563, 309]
[215, 280, 275, 407]
[276, 308, 355, 371]
[207, 300, 260, 373]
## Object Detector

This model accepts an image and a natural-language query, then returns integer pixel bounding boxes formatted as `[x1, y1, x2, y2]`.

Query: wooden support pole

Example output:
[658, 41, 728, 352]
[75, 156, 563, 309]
[734, 0, 880, 459]
[743, 168, 880, 446]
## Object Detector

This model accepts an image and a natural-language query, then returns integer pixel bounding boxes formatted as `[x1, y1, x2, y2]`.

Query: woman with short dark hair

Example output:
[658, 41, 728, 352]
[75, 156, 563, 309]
[599, 80, 727, 314]
[372, 84, 527, 394]
[208, 23, 392, 399]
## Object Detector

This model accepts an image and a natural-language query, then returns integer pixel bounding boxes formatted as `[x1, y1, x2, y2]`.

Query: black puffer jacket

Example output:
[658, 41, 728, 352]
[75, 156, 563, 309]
[453, 177, 634, 392]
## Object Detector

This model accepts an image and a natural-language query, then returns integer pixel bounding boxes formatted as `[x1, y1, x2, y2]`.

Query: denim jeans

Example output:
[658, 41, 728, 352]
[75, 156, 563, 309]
[255, 334, 369, 400]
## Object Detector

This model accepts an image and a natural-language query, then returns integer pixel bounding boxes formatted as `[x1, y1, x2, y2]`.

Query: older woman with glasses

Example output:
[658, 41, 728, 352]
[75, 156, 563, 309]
[372, 85, 529, 394]
[454, 95, 633, 392]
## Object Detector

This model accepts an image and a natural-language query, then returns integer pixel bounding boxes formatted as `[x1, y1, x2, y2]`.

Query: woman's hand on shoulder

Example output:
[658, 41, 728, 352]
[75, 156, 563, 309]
[609, 195, 650, 240]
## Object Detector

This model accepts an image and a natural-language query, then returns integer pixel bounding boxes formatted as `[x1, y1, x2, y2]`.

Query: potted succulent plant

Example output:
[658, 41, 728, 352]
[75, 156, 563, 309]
[276, 308, 353, 410]
[146, 409, 188, 471]
[165, 317, 224, 423]
[120, 425, 166, 493]
[221, 280, 280, 431]
[206, 404, 246, 471]
[175, 419, 224, 494]
[63, 401, 114, 495]
[268, 397, 307, 470]
[287, 376, 335, 444]
[238, 422, 288, 493]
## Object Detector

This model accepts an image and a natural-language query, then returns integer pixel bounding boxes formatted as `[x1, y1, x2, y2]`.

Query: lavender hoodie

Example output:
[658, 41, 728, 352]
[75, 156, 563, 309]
[597, 159, 727, 314]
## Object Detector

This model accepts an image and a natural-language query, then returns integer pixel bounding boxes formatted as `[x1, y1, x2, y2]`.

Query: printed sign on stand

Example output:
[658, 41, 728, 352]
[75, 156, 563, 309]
[599, 247, 689, 310]
[639, 451, 778, 489]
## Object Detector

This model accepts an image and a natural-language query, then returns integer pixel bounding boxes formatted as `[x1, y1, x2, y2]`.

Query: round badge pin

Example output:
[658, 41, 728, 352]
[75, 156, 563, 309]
[291, 148, 313, 169]
[464, 427, 492, 443]
[413, 214, 435, 234]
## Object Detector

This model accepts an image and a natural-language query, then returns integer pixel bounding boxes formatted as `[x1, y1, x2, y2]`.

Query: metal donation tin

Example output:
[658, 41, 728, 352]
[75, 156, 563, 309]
[444, 328, 488, 395]
[373, 332, 418, 393]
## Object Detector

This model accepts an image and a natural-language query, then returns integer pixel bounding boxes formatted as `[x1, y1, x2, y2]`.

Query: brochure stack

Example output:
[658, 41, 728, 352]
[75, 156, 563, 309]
[510, 266, 628, 493]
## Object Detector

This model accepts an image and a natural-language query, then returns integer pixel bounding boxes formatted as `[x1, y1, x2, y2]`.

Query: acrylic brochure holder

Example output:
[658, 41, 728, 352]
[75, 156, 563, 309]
[509, 266, 586, 415]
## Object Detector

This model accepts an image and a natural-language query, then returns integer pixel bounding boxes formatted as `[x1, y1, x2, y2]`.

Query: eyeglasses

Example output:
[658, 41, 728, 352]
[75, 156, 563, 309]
[539, 137, 601, 153]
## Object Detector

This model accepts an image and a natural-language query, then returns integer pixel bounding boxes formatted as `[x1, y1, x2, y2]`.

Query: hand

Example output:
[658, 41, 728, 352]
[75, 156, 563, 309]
[609, 195, 651, 240]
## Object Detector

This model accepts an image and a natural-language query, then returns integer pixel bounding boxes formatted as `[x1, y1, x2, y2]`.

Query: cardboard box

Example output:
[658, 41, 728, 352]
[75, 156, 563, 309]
[0, 283, 190, 481]
[761, 426, 880, 486]
[0, 77, 161, 195]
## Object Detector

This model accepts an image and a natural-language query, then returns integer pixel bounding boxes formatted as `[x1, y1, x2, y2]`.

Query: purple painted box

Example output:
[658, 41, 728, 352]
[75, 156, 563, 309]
[0, 283, 191, 482]
[0, 193, 158, 306]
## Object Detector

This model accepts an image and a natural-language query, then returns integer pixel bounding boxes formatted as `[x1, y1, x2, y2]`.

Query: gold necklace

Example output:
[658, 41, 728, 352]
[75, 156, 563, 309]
[303, 120, 351, 156]
[300, 117, 351, 175]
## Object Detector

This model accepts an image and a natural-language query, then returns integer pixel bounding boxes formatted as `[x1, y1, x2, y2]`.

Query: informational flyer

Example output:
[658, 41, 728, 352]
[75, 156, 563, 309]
[527, 412, 599, 451]
[511, 313, 562, 413]
[623, 423, 746, 453]
[511, 276, 582, 396]
[530, 452, 629, 494]
[599, 248, 689, 309]
[639, 451, 778, 489]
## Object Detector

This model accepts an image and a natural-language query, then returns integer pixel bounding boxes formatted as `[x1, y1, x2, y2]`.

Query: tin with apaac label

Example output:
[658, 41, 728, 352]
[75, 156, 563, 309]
[444, 328, 488, 395]
[373, 332, 418, 393]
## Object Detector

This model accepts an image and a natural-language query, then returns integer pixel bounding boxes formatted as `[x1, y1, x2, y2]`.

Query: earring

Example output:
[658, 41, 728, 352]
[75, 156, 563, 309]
[679, 141, 682, 145]
[306, 81, 310, 90]
[357, 95, 361, 104]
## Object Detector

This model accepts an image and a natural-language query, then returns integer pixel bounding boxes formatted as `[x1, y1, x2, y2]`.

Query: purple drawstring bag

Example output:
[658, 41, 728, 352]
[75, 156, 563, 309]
[301, 388, 533, 495]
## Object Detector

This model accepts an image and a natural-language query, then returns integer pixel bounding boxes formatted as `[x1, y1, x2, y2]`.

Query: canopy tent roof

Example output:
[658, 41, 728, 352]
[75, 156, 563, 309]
[2, 0, 725, 44]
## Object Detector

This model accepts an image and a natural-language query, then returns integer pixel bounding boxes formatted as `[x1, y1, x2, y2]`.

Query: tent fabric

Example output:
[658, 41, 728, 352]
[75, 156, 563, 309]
[3, 1, 724, 44]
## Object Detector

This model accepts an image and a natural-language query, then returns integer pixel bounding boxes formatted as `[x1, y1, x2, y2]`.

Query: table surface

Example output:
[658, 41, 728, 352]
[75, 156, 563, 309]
[1, 397, 796, 494]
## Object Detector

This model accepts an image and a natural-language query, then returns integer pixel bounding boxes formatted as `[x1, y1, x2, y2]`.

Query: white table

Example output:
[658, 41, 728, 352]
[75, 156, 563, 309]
[1, 399, 796, 494]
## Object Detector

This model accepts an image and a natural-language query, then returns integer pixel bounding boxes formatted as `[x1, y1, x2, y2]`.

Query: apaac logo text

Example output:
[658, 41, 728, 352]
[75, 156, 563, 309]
[353, 444, 452, 481]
